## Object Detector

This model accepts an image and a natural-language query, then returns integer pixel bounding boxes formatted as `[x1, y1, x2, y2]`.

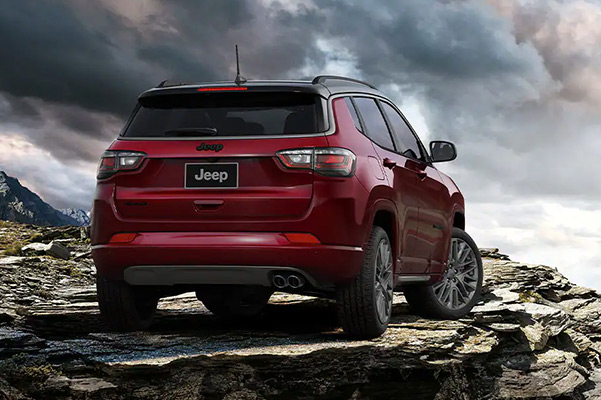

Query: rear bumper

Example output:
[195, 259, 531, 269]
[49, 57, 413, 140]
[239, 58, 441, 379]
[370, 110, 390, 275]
[92, 232, 363, 286]
[123, 265, 317, 287]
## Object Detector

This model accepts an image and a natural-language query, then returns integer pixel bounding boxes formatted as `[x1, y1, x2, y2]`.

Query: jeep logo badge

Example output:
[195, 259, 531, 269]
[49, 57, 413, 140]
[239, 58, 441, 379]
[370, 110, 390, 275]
[196, 143, 224, 152]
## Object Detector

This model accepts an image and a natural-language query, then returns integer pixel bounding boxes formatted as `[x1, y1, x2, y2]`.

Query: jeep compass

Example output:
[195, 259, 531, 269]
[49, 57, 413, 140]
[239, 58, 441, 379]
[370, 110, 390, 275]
[91, 75, 483, 338]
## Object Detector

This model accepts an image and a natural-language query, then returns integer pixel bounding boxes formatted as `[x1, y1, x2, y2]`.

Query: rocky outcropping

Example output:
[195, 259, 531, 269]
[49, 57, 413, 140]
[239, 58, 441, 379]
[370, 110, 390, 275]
[0, 221, 600, 399]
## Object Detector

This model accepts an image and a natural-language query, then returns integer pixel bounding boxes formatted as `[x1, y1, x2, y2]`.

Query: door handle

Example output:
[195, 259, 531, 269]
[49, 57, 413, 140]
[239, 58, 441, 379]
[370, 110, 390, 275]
[415, 169, 427, 180]
[383, 158, 397, 169]
[193, 200, 224, 212]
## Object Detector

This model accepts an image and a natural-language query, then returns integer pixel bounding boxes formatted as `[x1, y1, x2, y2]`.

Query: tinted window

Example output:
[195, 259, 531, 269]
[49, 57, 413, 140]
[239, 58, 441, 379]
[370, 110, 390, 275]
[381, 102, 423, 159]
[353, 97, 395, 150]
[123, 92, 324, 137]
[344, 97, 363, 133]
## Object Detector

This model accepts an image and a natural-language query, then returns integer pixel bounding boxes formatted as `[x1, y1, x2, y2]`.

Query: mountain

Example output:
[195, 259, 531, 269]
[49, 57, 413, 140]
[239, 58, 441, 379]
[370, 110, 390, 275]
[59, 208, 91, 226]
[0, 170, 80, 226]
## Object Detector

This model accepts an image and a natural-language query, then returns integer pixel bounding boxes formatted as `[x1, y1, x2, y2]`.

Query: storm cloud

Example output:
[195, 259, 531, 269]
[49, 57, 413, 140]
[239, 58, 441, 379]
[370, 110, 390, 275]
[0, 0, 600, 288]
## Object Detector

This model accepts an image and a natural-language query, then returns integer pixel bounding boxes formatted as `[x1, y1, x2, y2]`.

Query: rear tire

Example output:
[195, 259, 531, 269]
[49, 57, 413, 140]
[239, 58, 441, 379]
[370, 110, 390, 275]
[403, 228, 483, 319]
[96, 275, 159, 331]
[196, 286, 273, 319]
[336, 226, 394, 338]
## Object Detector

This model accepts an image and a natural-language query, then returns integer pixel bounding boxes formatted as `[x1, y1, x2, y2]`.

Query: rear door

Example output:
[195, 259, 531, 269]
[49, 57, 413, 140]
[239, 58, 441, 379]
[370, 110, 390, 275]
[352, 97, 425, 274]
[379, 101, 450, 273]
[110, 90, 328, 223]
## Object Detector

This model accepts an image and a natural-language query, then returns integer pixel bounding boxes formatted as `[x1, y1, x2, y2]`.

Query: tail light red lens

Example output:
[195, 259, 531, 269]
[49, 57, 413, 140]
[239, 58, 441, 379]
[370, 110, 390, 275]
[97, 151, 146, 180]
[276, 148, 356, 177]
[314, 149, 355, 176]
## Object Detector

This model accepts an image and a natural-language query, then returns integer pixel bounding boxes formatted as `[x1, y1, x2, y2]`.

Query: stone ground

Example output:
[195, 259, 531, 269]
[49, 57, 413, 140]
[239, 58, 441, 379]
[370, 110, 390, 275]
[0, 221, 600, 399]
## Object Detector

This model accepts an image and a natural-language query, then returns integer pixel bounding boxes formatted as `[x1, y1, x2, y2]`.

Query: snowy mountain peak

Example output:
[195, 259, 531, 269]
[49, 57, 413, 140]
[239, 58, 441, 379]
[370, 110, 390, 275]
[59, 208, 91, 226]
[0, 170, 82, 226]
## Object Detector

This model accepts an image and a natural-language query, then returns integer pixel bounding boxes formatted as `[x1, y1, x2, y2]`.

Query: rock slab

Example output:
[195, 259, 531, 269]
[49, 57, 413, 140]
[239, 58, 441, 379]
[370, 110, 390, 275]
[0, 221, 600, 399]
[22, 241, 70, 260]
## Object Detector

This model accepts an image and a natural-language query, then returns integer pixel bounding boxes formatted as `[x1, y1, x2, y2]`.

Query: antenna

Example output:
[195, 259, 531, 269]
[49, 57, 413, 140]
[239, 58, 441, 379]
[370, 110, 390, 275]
[234, 44, 247, 86]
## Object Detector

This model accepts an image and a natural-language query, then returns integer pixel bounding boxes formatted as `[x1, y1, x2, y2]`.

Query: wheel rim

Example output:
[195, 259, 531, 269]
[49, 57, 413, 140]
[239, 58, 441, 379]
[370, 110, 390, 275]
[433, 237, 479, 310]
[374, 238, 394, 324]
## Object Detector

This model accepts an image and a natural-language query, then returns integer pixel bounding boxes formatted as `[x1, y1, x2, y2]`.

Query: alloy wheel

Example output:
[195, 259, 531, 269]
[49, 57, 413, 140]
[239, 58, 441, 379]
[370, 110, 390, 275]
[433, 238, 479, 310]
[374, 238, 394, 323]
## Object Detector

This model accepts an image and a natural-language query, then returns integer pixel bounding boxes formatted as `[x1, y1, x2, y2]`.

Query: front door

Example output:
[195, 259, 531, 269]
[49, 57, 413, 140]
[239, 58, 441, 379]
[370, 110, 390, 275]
[406, 159, 449, 273]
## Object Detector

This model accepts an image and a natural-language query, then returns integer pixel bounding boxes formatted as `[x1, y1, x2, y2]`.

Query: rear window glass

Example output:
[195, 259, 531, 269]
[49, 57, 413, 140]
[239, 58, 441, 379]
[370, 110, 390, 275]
[122, 92, 326, 137]
[344, 97, 364, 133]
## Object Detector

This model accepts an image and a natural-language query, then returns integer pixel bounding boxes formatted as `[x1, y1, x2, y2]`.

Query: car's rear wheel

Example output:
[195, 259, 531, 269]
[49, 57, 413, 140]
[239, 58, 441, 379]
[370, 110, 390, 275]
[196, 286, 273, 319]
[96, 275, 159, 331]
[403, 228, 482, 319]
[336, 226, 394, 338]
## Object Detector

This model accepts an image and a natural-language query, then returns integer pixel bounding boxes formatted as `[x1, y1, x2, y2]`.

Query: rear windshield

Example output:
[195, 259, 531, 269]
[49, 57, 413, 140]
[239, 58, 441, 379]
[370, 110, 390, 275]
[122, 92, 327, 137]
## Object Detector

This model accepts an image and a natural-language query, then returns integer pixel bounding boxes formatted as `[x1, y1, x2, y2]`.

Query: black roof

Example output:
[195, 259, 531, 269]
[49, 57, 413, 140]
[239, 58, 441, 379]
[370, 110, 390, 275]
[139, 75, 383, 99]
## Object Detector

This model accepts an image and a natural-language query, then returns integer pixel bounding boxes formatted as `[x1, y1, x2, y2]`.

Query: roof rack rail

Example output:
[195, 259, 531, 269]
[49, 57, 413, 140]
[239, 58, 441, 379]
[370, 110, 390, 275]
[312, 75, 378, 90]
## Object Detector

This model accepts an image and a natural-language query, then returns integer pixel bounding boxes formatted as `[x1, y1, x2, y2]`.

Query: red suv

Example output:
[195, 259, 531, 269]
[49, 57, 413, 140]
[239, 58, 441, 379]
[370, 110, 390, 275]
[91, 75, 482, 338]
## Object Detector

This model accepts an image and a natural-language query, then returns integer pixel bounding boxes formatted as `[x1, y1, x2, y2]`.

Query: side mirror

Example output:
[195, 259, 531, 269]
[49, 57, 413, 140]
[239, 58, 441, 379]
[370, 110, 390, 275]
[430, 141, 457, 163]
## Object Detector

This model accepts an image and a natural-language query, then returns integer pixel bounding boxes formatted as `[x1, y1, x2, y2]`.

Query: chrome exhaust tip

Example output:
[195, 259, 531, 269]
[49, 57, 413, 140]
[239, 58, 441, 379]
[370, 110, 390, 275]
[272, 274, 288, 289]
[287, 274, 305, 289]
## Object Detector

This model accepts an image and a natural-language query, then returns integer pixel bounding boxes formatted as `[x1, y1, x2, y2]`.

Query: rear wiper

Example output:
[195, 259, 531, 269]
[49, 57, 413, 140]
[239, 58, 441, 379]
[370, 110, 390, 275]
[163, 127, 218, 136]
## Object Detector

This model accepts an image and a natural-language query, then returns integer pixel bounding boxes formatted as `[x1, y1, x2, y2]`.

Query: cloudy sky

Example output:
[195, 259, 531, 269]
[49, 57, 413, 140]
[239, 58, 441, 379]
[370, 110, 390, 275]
[1, 0, 600, 289]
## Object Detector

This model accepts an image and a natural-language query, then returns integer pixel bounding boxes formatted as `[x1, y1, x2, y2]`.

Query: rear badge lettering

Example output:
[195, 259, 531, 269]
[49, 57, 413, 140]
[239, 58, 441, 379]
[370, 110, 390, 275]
[195, 169, 229, 183]
[196, 143, 224, 152]
[185, 163, 238, 189]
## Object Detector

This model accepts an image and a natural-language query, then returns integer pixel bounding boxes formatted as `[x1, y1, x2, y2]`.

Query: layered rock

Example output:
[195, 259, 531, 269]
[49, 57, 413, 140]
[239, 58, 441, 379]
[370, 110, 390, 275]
[0, 221, 600, 399]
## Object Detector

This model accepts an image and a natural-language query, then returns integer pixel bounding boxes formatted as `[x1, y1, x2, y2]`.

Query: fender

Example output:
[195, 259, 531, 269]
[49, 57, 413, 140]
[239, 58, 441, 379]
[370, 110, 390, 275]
[433, 202, 466, 277]
[450, 204, 465, 229]
[361, 195, 401, 275]
[363, 198, 398, 243]
[361, 188, 397, 246]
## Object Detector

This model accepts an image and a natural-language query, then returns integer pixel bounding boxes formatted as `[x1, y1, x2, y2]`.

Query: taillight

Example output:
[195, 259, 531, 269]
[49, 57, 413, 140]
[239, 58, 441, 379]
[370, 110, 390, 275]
[276, 148, 356, 177]
[97, 151, 146, 180]
[277, 149, 313, 169]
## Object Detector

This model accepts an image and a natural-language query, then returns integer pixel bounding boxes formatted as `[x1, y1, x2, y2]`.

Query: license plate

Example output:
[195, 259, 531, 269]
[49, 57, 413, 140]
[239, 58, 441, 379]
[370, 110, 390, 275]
[185, 163, 238, 189]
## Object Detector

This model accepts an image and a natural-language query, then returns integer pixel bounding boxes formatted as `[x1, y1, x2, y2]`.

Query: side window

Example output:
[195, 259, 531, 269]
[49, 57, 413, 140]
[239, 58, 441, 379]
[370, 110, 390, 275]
[380, 102, 423, 160]
[344, 97, 363, 133]
[353, 97, 395, 150]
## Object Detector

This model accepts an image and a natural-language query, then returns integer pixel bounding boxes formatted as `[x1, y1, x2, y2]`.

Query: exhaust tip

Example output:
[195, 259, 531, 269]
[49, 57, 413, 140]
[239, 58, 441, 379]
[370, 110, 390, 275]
[272, 274, 287, 289]
[287, 274, 305, 289]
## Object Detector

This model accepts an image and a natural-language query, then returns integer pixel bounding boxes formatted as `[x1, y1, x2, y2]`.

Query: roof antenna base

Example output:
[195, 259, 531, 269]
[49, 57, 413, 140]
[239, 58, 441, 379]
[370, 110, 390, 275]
[234, 45, 247, 86]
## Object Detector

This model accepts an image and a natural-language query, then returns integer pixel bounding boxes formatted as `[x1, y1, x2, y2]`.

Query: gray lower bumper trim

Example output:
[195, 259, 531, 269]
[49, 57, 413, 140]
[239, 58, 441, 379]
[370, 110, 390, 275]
[397, 275, 430, 282]
[124, 265, 316, 287]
